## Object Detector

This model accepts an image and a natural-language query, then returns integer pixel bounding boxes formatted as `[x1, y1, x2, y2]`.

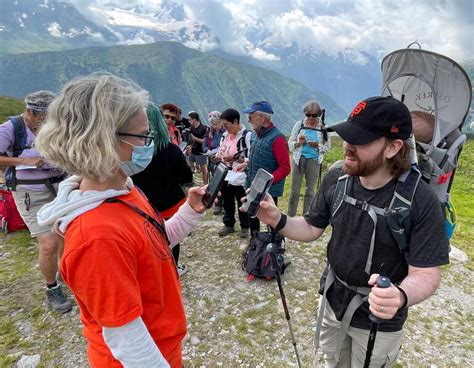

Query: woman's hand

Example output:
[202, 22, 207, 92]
[22, 157, 44, 167]
[187, 186, 207, 213]
[233, 162, 247, 172]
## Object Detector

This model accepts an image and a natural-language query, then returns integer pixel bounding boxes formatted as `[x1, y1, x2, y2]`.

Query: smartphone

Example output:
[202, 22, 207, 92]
[241, 168, 273, 218]
[202, 163, 229, 208]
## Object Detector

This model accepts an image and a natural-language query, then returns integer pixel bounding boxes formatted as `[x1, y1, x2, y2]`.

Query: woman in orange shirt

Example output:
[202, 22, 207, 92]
[36, 73, 206, 367]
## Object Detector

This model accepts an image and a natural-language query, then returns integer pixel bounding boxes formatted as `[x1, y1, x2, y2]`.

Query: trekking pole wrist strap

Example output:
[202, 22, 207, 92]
[396, 285, 408, 310]
[273, 213, 287, 233]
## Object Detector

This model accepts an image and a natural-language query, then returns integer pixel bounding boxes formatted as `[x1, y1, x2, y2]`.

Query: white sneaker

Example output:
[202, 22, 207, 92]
[177, 264, 188, 277]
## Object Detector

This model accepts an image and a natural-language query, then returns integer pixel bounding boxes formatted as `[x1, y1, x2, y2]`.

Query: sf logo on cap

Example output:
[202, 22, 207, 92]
[350, 101, 367, 117]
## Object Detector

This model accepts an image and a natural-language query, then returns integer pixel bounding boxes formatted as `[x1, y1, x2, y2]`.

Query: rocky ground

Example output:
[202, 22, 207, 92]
[0, 209, 472, 367]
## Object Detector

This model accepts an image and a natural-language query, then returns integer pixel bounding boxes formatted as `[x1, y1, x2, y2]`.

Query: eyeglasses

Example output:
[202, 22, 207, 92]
[117, 130, 156, 146]
[305, 113, 320, 118]
[164, 114, 178, 122]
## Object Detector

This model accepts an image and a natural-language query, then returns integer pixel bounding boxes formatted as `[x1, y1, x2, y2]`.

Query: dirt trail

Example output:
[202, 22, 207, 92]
[1, 217, 472, 367]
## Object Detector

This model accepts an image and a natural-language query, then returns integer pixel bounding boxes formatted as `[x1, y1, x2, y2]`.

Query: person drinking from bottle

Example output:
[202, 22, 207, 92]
[249, 96, 449, 367]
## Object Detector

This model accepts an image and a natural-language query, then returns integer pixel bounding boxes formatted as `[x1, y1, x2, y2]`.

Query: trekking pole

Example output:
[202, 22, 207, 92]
[266, 243, 302, 368]
[363, 275, 391, 368]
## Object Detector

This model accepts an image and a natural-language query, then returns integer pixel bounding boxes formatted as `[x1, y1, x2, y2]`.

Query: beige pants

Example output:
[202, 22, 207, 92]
[319, 301, 403, 368]
[12, 186, 55, 237]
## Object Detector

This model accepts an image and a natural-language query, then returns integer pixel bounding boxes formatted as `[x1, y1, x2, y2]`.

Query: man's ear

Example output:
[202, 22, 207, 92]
[385, 139, 404, 159]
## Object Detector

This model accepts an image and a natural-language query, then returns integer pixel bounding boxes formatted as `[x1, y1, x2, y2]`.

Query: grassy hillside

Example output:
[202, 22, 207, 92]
[0, 41, 346, 133]
[0, 96, 24, 122]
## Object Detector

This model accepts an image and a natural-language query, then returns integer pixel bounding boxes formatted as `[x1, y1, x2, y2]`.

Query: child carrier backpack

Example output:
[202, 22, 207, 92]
[242, 230, 289, 281]
[380, 43, 472, 239]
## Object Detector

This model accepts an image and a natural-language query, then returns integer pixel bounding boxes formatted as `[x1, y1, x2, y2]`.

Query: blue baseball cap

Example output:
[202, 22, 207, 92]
[242, 101, 274, 114]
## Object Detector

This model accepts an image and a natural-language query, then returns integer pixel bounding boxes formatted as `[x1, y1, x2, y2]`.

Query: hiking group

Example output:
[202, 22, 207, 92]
[0, 45, 470, 367]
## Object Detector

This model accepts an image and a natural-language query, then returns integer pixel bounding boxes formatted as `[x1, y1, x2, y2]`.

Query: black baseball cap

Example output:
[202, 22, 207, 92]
[328, 96, 412, 145]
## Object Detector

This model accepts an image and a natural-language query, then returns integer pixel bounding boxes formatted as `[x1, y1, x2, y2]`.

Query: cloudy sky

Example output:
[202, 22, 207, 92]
[68, 0, 474, 63]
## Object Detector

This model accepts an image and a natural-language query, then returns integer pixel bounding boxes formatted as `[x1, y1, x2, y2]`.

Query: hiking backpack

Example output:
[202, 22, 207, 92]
[0, 188, 28, 234]
[242, 230, 289, 281]
[3, 116, 31, 190]
[380, 43, 472, 239]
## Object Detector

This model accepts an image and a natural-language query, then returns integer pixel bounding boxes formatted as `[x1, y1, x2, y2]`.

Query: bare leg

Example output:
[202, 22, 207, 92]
[36, 232, 62, 284]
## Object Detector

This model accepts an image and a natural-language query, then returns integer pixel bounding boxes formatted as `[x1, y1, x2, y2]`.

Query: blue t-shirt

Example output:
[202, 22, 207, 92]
[301, 128, 320, 160]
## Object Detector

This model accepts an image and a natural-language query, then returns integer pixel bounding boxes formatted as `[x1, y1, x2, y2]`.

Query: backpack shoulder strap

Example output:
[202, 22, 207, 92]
[330, 172, 350, 218]
[10, 116, 28, 157]
[386, 168, 422, 251]
[391, 168, 421, 207]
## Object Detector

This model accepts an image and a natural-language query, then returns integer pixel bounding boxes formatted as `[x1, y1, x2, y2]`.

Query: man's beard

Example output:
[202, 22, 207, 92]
[343, 147, 385, 177]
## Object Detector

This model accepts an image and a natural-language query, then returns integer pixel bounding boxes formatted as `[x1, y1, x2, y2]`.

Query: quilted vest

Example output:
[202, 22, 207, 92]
[247, 126, 286, 197]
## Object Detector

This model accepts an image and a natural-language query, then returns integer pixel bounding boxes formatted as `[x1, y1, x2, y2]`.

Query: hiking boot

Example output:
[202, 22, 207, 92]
[218, 226, 235, 237]
[240, 228, 250, 239]
[177, 264, 188, 277]
[46, 285, 72, 314]
[213, 205, 223, 215]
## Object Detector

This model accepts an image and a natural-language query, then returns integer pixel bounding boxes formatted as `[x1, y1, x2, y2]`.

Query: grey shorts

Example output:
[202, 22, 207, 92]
[12, 186, 55, 237]
[189, 154, 207, 165]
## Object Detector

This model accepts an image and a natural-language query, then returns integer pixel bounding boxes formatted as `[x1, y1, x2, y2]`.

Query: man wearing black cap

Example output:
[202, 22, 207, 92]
[0, 91, 72, 314]
[235, 101, 290, 234]
[252, 96, 449, 366]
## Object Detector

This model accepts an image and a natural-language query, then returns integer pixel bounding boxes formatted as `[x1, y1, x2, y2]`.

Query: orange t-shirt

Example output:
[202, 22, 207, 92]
[61, 188, 186, 367]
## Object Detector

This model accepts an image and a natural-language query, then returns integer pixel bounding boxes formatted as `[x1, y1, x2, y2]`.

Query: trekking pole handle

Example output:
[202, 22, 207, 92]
[369, 276, 391, 324]
[266, 243, 277, 269]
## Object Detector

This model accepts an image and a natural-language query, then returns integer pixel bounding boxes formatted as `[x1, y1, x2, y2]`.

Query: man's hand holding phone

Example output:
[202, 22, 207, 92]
[240, 169, 273, 218]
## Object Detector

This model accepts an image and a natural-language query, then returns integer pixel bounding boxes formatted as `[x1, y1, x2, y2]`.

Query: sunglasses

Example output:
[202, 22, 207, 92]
[305, 113, 320, 118]
[117, 130, 156, 146]
[164, 114, 178, 122]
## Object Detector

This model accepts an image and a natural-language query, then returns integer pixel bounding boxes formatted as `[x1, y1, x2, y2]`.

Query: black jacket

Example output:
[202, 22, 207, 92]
[132, 143, 193, 211]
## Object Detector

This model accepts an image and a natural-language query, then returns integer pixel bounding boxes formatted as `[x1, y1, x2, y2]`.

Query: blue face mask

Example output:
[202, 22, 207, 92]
[119, 141, 154, 177]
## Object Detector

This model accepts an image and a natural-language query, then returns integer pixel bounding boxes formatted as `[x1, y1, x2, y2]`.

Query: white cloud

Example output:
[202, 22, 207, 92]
[48, 22, 62, 37]
[65, 0, 474, 62]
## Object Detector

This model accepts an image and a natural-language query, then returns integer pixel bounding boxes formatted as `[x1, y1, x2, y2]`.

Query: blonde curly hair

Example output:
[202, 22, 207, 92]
[36, 73, 149, 180]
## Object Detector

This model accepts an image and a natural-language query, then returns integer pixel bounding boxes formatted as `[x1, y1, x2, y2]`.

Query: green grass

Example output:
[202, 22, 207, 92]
[0, 96, 23, 123]
[449, 139, 474, 270]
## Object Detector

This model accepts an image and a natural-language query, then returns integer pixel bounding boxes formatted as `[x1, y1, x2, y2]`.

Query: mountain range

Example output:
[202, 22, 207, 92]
[0, 41, 347, 133]
[0, 0, 383, 112]
[1, 0, 472, 135]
